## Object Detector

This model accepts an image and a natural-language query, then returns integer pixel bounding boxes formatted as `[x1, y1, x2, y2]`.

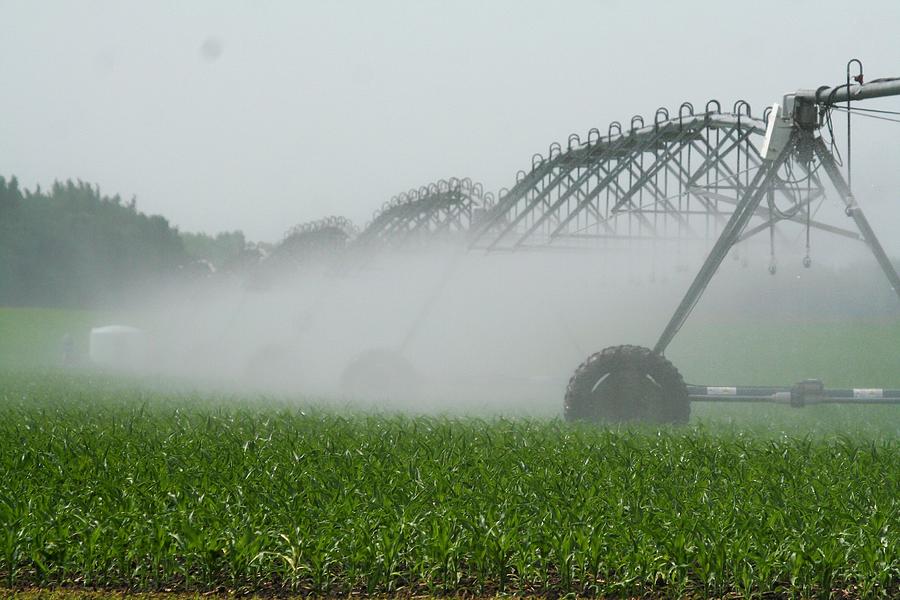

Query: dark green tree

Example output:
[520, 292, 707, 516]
[0, 177, 189, 307]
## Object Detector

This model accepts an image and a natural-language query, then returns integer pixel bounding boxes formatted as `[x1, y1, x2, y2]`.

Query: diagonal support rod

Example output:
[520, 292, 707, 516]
[653, 135, 797, 355]
[813, 137, 900, 300]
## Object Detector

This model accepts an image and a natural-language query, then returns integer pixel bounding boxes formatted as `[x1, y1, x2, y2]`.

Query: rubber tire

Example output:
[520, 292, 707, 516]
[564, 345, 689, 424]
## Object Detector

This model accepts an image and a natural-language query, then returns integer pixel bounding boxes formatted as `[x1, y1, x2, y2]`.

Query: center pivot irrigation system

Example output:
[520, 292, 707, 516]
[278, 61, 900, 422]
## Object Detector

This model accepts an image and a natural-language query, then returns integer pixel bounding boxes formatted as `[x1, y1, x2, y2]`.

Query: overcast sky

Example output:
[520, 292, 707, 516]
[2, 0, 899, 244]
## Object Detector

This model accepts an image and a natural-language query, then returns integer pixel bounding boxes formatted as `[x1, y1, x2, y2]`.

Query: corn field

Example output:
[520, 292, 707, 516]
[1, 373, 898, 597]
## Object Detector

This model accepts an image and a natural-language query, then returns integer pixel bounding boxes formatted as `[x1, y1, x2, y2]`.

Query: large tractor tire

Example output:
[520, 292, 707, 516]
[564, 345, 689, 424]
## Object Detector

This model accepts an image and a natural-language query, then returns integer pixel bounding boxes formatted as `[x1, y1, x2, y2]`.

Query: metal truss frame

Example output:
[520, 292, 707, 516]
[276, 215, 359, 263]
[468, 103, 837, 252]
[654, 129, 900, 355]
[355, 178, 493, 246]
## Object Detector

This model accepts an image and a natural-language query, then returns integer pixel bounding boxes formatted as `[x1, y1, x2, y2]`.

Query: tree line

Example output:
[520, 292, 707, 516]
[0, 176, 257, 308]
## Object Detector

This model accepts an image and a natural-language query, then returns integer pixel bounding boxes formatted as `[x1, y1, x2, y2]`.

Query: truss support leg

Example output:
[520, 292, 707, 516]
[813, 138, 900, 300]
[653, 137, 796, 355]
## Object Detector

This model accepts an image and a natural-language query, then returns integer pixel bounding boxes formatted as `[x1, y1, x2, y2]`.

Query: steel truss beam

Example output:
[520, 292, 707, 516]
[471, 111, 770, 251]
[355, 178, 491, 246]
[268, 215, 361, 268]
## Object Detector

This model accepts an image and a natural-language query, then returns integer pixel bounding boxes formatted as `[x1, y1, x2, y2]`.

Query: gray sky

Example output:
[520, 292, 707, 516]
[2, 0, 899, 243]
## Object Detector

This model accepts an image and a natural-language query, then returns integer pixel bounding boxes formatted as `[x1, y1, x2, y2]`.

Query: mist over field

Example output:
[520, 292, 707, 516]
[87, 226, 887, 416]
[135, 246, 688, 409]
[2, 1, 898, 416]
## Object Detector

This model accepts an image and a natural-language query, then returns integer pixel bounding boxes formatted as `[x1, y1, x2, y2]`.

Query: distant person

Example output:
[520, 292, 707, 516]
[61, 333, 74, 366]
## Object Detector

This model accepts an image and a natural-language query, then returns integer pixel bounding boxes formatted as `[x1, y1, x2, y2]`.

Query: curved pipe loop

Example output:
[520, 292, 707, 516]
[548, 141, 562, 159]
[568, 132, 581, 150]
[654, 107, 670, 130]
[733, 100, 751, 130]
[678, 102, 694, 129]
[531, 153, 544, 171]
[630, 115, 644, 133]
[516, 170, 527, 183]
[847, 58, 864, 83]
[763, 105, 773, 123]
[608, 121, 622, 137]
[587, 127, 601, 145]
[733, 100, 751, 117]
[705, 99, 721, 114]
